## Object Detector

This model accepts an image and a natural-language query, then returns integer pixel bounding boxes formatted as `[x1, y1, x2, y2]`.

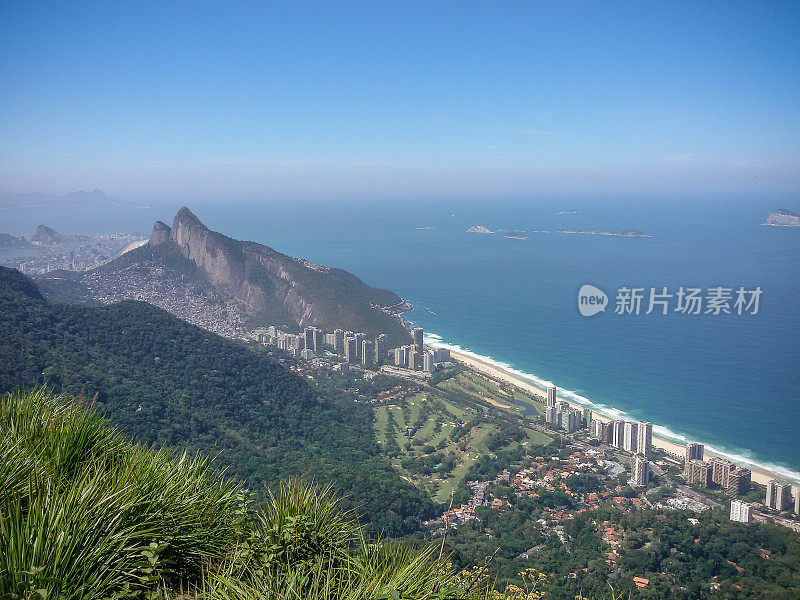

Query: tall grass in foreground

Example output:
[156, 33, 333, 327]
[0, 388, 244, 599]
[0, 389, 498, 599]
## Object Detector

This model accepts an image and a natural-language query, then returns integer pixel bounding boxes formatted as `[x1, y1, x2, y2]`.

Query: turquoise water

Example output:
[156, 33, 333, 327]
[3, 196, 799, 479]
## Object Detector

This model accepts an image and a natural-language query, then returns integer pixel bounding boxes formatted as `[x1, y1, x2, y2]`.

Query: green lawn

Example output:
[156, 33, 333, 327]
[372, 372, 552, 503]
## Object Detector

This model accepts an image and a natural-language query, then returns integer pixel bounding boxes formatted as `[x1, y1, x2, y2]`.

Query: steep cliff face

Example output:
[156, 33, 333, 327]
[138, 207, 409, 343]
[167, 207, 255, 306]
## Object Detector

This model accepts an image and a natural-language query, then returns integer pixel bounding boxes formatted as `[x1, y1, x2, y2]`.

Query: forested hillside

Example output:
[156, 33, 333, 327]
[0, 388, 491, 600]
[0, 266, 435, 536]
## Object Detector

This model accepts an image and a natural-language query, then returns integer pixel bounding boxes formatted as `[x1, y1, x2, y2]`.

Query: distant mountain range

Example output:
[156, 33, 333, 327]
[35, 207, 412, 346]
[0, 189, 122, 208]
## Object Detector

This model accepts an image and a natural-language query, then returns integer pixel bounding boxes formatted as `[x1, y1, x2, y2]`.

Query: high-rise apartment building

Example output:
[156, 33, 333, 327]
[433, 348, 450, 362]
[623, 421, 638, 453]
[611, 421, 625, 449]
[765, 480, 792, 511]
[710, 457, 734, 487]
[423, 351, 435, 373]
[361, 340, 374, 365]
[354, 333, 366, 358]
[684, 443, 704, 477]
[636, 422, 652, 457]
[546, 385, 557, 408]
[632, 454, 649, 486]
[725, 467, 751, 498]
[375, 334, 388, 363]
[730, 500, 753, 524]
[393, 347, 406, 367]
[313, 328, 325, 352]
[590, 420, 606, 440]
[333, 329, 345, 354]
[408, 349, 420, 370]
[560, 409, 581, 433]
[304, 327, 315, 351]
[344, 336, 357, 363]
[413, 327, 424, 354]
[685, 443, 704, 464]
[685, 459, 712, 486]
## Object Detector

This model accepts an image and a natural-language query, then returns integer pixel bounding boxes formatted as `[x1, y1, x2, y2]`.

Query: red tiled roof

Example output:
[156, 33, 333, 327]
[633, 577, 650, 589]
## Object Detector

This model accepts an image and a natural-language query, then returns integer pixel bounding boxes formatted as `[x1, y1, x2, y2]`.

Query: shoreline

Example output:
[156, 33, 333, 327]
[439, 346, 799, 487]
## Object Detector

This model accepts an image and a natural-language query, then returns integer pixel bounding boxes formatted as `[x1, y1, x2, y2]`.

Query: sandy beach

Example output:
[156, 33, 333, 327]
[449, 349, 791, 486]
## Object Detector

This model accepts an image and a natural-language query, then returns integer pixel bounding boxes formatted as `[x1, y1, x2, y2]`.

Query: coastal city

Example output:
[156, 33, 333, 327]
[256, 330, 800, 594]
[250, 321, 800, 538]
[252, 323, 453, 378]
[0, 225, 146, 274]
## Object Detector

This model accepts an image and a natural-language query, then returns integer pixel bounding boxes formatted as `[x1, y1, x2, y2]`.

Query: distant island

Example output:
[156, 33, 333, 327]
[466, 225, 494, 233]
[557, 229, 650, 238]
[503, 231, 527, 240]
[556, 209, 582, 215]
[764, 209, 800, 227]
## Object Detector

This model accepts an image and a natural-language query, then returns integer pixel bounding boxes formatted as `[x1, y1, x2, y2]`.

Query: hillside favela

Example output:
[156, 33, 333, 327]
[1, 4, 799, 600]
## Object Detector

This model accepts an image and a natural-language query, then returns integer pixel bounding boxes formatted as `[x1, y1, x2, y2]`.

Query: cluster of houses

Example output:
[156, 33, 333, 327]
[425, 480, 488, 530]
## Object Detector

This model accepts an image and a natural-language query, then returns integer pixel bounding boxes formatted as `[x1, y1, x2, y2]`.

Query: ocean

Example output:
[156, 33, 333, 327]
[2, 195, 799, 481]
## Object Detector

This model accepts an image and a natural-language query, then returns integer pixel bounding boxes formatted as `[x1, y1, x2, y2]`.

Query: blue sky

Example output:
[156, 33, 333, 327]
[1, 1, 799, 200]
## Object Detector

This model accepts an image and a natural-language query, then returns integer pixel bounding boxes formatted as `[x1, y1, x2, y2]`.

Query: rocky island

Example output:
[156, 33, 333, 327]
[557, 229, 650, 238]
[466, 225, 494, 233]
[764, 209, 800, 227]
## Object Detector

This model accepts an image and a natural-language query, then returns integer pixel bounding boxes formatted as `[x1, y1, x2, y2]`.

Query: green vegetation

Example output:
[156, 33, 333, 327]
[5, 267, 800, 599]
[0, 388, 496, 600]
[372, 371, 550, 503]
[242, 240, 411, 346]
[0, 266, 433, 537]
[438, 372, 546, 421]
[444, 483, 800, 600]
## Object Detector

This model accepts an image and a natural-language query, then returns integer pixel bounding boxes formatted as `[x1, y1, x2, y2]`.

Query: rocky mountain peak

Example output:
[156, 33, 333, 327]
[149, 221, 171, 245]
[32, 225, 64, 244]
[171, 206, 207, 231]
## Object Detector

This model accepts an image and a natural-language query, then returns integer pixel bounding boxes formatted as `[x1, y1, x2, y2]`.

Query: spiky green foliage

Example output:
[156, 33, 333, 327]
[0, 388, 245, 599]
[203, 480, 481, 600]
[0, 389, 494, 600]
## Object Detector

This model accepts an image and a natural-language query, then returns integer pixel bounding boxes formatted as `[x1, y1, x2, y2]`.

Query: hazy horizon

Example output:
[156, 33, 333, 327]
[1, 2, 799, 200]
